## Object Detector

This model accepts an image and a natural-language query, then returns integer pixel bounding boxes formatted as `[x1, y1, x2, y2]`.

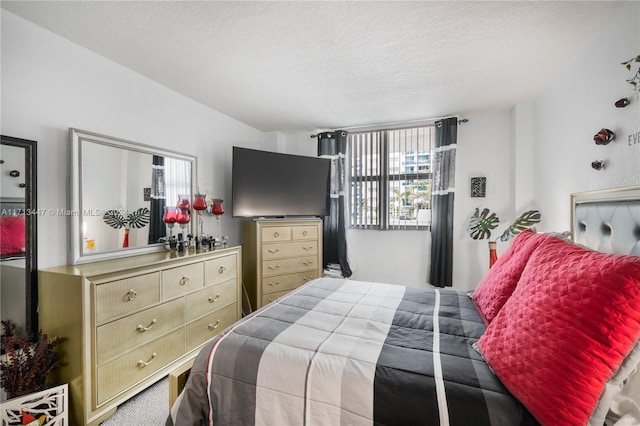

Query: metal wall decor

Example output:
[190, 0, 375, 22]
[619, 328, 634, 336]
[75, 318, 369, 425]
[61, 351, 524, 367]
[615, 98, 630, 108]
[470, 177, 486, 198]
[593, 128, 615, 145]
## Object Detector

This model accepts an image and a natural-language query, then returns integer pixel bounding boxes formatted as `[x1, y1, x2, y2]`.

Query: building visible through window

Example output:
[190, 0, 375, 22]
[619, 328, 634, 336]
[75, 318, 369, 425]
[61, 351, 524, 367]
[348, 126, 433, 230]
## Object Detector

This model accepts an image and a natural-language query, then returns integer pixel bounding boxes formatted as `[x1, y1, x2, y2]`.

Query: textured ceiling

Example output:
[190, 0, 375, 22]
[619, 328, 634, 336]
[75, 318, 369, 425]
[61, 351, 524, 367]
[1, 1, 624, 132]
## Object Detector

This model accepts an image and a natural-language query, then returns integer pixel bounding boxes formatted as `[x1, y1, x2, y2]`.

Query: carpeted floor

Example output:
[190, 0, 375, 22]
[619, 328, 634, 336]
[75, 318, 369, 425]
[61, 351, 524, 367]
[100, 378, 169, 425]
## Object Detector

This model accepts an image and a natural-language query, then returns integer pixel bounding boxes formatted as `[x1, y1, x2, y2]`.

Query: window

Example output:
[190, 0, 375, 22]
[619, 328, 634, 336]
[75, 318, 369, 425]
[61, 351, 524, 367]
[348, 126, 433, 230]
[164, 157, 192, 207]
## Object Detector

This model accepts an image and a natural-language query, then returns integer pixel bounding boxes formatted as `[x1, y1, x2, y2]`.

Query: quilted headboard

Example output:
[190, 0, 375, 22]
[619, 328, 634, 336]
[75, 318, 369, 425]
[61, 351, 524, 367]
[571, 186, 640, 256]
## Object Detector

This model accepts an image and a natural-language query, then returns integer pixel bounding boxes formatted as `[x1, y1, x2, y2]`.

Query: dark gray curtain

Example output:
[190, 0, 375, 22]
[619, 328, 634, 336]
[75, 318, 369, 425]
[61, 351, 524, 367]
[429, 117, 457, 287]
[318, 131, 352, 278]
[148, 155, 166, 244]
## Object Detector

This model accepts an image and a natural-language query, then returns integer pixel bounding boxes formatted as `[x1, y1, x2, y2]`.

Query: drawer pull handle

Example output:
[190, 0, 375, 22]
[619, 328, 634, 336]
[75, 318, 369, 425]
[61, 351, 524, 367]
[303, 261, 313, 266]
[218, 266, 226, 274]
[302, 230, 308, 236]
[208, 293, 221, 303]
[179, 276, 190, 286]
[302, 246, 313, 251]
[208, 320, 221, 330]
[137, 319, 157, 332]
[268, 265, 280, 270]
[268, 281, 280, 287]
[268, 248, 280, 254]
[303, 276, 311, 281]
[125, 289, 137, 301]
[273, 231, 279, 238]
[137, 352, 157, 368]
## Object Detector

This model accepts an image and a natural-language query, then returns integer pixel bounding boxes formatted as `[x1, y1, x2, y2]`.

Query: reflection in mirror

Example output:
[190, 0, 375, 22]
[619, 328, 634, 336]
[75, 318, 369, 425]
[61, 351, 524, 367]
[70, 129, 196, 264]
[0, 135, 37, 336]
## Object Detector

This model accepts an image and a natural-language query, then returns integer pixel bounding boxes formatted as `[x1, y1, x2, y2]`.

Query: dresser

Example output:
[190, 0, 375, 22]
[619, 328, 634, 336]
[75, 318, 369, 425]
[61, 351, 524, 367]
[38, 246, 242, 425]
[242, 219, 322, 310]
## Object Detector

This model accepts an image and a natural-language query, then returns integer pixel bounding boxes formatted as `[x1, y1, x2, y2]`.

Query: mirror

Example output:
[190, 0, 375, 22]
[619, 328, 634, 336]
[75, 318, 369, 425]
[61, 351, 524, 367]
[70, 129, 197, 264]
[0, 135, 37, 336]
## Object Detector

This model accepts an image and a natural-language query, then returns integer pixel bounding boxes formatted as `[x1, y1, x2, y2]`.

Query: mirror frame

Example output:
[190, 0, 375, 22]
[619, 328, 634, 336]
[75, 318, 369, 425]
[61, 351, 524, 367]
[69, 128, 197, 264]
[1, 135, 38, 335]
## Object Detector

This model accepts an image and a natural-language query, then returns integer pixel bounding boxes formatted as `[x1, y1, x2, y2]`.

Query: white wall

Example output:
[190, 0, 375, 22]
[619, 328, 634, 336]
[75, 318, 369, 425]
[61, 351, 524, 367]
[452, 112, 514, 291]
[510, 102, 535, 213]
[1, 11, 270, 270]
[533, 1, 640, 233]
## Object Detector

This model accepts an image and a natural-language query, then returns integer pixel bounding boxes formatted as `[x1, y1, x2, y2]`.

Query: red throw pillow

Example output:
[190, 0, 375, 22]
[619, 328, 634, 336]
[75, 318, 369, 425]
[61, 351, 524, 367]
[477, 237, 640, 426]
[0, 215, 26, 256]
[472, 230, 548, 324]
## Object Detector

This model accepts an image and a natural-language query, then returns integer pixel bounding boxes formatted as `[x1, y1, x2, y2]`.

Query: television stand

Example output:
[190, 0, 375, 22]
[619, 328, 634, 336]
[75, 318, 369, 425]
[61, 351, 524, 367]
[242, 218, 323, 310]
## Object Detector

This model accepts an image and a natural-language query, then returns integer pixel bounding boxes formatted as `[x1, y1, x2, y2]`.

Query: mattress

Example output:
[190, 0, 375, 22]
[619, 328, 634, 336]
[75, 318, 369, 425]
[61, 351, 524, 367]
[168, 277, 535, 425]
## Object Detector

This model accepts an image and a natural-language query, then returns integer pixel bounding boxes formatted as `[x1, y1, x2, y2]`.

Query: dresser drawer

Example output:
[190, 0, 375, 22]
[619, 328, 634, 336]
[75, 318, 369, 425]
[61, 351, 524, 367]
[262, 290, 290, 306]
[95, 272, 161, 324]
[262, 255, 318, 277]
[292, 225, 318, 240]
[262, 271, 319, 295]
[205, 254, 237, 286]
[96, 298, 184, 365]
[186, 303, 237, 352]
[185, 279, 237, 322]
[162, 262, 205, 299]
[262, 241, 318, 260]
[96, 328, 185, 405]
[261, 226, 291, 242]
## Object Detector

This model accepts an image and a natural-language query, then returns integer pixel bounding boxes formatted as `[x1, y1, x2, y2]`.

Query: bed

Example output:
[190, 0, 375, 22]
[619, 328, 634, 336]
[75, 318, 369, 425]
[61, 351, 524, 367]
[168, 186, 640, 426]
[0, 198, 26, 261]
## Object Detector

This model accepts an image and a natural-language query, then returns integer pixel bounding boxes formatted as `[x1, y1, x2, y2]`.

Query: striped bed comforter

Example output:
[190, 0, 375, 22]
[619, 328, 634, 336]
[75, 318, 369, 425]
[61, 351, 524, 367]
[168, 278, 535, 426]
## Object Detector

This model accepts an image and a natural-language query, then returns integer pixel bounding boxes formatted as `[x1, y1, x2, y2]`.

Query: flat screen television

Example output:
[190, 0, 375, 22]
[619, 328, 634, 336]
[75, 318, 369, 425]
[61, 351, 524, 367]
[232, 147, 331, 218]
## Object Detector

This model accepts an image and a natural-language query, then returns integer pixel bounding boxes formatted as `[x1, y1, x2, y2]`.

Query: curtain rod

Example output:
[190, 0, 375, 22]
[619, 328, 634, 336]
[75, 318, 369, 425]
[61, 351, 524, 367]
[310, 118, 469, 138]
